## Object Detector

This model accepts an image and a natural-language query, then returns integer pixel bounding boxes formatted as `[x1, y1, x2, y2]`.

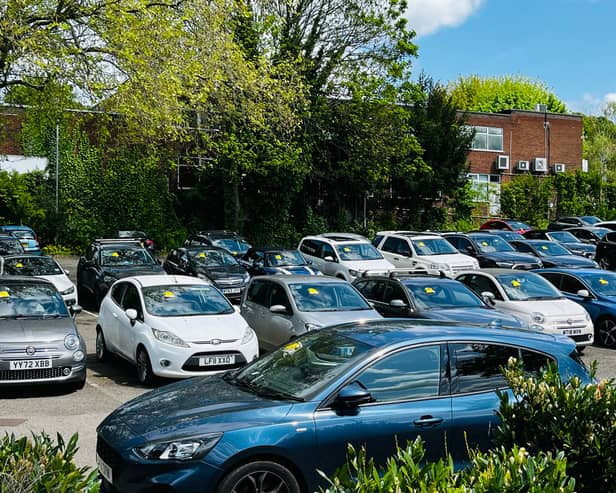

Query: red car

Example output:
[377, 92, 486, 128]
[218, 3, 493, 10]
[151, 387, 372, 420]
[480, 219, 533, 234]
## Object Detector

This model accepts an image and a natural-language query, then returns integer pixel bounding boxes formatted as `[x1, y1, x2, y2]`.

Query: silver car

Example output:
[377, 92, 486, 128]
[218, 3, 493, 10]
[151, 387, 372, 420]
[240, 275, 382, 351]
[0, 276, 86, 390]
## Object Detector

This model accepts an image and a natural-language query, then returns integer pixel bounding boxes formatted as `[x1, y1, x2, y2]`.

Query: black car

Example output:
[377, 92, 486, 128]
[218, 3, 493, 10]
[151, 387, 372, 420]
[476, 229, 525, 241]
[595, 231, 616, 270]
[0, 233, 25, 256]
[508, 239, 598, 269]
[565, 226, 611, 245]
[162, 246, 250, 303]
[184, 230, 251, 257]
[239, 247, 321, 276]
[547, 216, 602, 230]
[352, 272, 526, 329]
[77, 239, 165, 308]
[442, 232, 542, 269]
[523, 230, 596, 258]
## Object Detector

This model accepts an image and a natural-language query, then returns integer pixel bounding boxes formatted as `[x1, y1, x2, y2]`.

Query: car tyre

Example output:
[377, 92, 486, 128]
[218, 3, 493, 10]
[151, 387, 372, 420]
[96, 328, 109, 362]
[598, 257, 611, 270]
[136, 347, 156, 386]
[596, 317, 616, 348]
[216, 460, 300, 493]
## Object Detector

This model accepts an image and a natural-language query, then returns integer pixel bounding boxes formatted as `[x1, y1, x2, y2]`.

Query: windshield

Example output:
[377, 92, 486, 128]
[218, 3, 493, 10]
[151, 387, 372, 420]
[592, 228, 610, 239]
[335, 242, 383, 261]
[411, 238, 459, 256]
[403, 281, 484, 310]
[11, 230, 35, 240]
[507, 221, 532, 230]
[549, 231, 579, 243]
[472, 235, 515, 253]
[117, 230, 146, 239]
[582, 272, 616, 297]
[0, 284, 69, 318]
[289, 282, 372, 312]
[2, 257, 63, 276]
[212, 239, 251, 255]
[496, 232, 524, 241]
[532, 241, 571, 256]
[496, 273, 563, 301]
[265, 250, 307, 267]
[101, 246, 156, 266]
[581, 216, 601, 225]
[228, 331, 374, 401]
[188, 249, 238, 267]
[142, 284, 234, 317]
[0, 239, 24, 255]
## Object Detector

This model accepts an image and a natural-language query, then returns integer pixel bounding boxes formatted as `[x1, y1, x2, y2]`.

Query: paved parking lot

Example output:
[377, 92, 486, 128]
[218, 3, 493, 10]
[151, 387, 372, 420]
[0, 256, 615, 470]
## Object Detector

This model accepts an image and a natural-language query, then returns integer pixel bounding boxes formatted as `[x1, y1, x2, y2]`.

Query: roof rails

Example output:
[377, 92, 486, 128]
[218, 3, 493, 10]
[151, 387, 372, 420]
[360, 268, 447, 279]
[318, 233, 369, 242]
[377, 230, 442, 237]
[93, 238, 143, 244]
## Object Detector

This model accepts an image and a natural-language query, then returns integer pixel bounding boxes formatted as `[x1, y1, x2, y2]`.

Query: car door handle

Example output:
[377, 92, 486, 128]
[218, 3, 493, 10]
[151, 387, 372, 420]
[413, 416, 443, 427]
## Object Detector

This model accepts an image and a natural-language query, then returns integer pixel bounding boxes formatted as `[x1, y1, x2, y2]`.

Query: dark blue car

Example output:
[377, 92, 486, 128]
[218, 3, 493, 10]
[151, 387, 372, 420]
[509, 239, 598, 269]
[239, 247, 322, 276]
[535, 268, 616, 347]
[96, 319, 589, 493]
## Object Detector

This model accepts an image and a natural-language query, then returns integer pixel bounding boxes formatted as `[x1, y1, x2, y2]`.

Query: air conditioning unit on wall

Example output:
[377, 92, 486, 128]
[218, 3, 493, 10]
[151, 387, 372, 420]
[533, 157, 548, 172]
[517, 160, 530, 171]
[496, 155, 510, 170]
[554, 163, 566, 173]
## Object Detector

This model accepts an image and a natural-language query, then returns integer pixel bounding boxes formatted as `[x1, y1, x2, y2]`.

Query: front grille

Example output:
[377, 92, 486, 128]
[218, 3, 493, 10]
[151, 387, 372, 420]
[451, 264, 477, 274]
[512, 263, 541, 270]
[0, 367, 69, 381]
[191, 338, 238, 345]
[96, 437, 122, 468]
[214, 278, 244, 286]
[570, 334, 592, 343]
[182, 351, 246, 372]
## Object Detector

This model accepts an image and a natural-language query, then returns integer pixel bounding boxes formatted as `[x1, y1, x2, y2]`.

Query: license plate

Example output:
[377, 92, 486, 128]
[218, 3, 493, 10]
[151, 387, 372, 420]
[199, 355, 235, 366]
[562, 329, 582, 335]
[96, 453, 113, 484]
[223, 288, 241, 294]
[10, 359, 51, 370]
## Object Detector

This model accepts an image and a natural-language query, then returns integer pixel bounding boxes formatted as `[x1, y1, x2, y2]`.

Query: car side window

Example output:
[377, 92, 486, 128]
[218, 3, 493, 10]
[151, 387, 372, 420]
[462, 275, 503, 301]
[357, 345, 442, 402]
[383, 282, 406, 304]
[538, 273, 561, 289]
[268, 283, 291, 312]
[299, 239, 319, 257]
[121, 284, 143, 318]
[85, 245, 95, 261]
[511, 242, 533, 254]
[372, 235, 384, 247]
[605, 232, 616, 243]
[444, 236, 459, 249]
[456, 237, 473, 252]
[111, 283, 127, 305]
[560, 275, 586, 295]
[320, 242, 336, 260]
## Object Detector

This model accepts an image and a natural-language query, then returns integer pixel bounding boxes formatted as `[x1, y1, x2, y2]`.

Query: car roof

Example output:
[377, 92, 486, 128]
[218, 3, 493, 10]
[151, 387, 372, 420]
[0, 275, 56, 286]
[302, 234, 367, 244]
[0, 225, 35, 231]
[254, 274, 351, 284]
[535, 267, 609, 276]
[184, 245, 230, 253]
[118, 275, 208, 287]
[456, 268, 535, 277]
[195, 230, 244, 239]
[248, 246, 299, 253]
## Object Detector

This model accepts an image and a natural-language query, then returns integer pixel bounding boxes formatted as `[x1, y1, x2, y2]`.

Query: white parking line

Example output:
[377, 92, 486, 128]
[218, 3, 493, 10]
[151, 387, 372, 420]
[81, 309, 98, 318]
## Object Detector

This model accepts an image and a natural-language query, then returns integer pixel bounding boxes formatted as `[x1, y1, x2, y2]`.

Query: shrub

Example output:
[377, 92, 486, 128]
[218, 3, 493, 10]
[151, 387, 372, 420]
[0, 432, 99, 493]
[496, 361, 616, 493]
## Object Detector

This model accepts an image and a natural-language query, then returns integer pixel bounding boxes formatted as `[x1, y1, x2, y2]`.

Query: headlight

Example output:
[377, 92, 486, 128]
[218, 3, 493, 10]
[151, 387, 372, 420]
[530, 324, 545, 331]
[584, 311, 591, 322]
[60, 285, 75, 295]
[495, 261, 514, 268]
[241, 326, 255, 344]
[305, 323, 322, 332]
[73, 350, 85, 362]
[64, 334, 79, 350]
[429, 263, 452, 272]
[243, 272, 251, 283]
[134, 433, 222, 461]
[532, 312, 545, 323]
[348, 269, 359, 277]
[151, 328, 189, 347]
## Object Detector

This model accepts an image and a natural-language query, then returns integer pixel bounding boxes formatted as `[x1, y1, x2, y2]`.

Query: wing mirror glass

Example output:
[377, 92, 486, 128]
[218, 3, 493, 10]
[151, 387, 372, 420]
[125, 308, 138, 320]
[390, 299, 407, 308]
[577, 289, 591, 298]
[481, 291, 496, 305]
[334, 382, 373, 409]
[270, 304, 288, 314]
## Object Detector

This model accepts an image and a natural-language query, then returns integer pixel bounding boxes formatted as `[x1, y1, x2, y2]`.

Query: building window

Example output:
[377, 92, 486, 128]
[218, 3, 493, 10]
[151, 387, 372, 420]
[470, 126, 503, 152]
[467, 173, 501, 214]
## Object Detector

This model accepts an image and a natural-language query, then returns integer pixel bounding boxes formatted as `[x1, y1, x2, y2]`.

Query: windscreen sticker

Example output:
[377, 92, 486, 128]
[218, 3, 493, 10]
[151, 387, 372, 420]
[482, 241, 489, 246]
[111, 252, 119, 257]
[511, 280, 521, 287]
[199, 252, 207, 258]
[0, 291, 9, 298]
[275, 254, 282, 260]
[343, 247, 351, 252]
[424, 287, 435, 294]
[163, 290, 175, 298]
[308, 288, 319, 295]
[283, 341, 302, 355]
[15, 262, 23, 268]
[600, 278, 609, 285]
[541, 245, 548, 250]
[418, 242, 425, 247]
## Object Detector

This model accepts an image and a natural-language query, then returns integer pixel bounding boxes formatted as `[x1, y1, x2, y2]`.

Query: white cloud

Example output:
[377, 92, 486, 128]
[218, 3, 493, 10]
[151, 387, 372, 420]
[405, 0, 486, 37]
[565, 92, 616, 116]
[604, 93, 616, 103]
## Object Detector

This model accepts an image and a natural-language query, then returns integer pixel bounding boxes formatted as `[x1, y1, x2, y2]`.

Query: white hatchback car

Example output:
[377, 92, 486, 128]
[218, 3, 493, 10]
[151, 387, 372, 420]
[456, 269, 594, 348]
[95, 275, 258, 384]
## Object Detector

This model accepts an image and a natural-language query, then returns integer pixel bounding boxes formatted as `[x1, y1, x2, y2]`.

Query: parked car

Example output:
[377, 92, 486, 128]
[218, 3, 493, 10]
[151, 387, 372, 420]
[298, 234, 394, 281]
[594, 230, 616, 270]
[455, 269, 594, 348]
[77, 239, 165, 309]
[477, 229, 525, 241]
[352, 271, 526, 329]
[239, 247, 321, 276]
[0, 276, 85, 390]
[0, 225, 41, 255]
[96, 275, 258, 385]
[240, 275, 381, 352]
[96, 318, 590, 493]
[443, 232, 542, 269]
[593, 220, 616, 231]
[522, 230, 596, 258]
[162, 246, 250, 303]
[0, 232, 25, 256]
[479, 219, 533, 233]
[371, 231, 479, 277]
[547, 216, 603, 230]
[0, 255, 77, 306]
[535, 268, 616, 348]
[508, 239, 598, 269]
[185, 231, 252, 257]
[115, 230, 155, 253]
[564, 226, 611, 245]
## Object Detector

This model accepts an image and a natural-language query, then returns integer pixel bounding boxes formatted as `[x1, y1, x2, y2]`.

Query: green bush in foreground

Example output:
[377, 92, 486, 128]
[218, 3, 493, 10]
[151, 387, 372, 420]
[0, 433, 99, 493]
[321, 438, 574, 492]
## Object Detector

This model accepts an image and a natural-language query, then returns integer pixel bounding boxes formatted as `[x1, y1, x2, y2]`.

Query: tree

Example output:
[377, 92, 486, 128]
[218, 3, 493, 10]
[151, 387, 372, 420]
[449, 75, 567, 113]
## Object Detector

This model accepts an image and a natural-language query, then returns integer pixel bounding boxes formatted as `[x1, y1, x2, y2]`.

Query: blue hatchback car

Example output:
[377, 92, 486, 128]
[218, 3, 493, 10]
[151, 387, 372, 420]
[96, 319, 589, 493]
[0, 225, 41, 255]
[535, 268, 616, 348]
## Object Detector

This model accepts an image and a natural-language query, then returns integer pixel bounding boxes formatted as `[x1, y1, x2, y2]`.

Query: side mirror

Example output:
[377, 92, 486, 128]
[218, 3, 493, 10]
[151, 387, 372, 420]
[70, 304, 82, 316]
[390, 299, 407, 308]
[270, 304, 288, 314]
[577, 289, 591, 299]
[481, 291, 496, 305]
[323, 255, 336, 262]
[334, 382, 373, 409]
[125, 308, 138, 321]
[64, 269, 70, 276]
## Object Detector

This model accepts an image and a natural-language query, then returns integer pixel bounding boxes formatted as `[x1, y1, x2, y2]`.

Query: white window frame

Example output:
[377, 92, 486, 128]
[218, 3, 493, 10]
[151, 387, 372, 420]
[469, 126, 504, 152]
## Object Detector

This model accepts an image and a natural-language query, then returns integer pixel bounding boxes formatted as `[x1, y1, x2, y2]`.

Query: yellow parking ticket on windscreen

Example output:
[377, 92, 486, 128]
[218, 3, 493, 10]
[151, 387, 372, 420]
[511, 280, 521, 287]
[163, 290, 175, 298]
[600, 278, 609, 285]
[424, 287, 435, 294]
[308, 288, 319, 295]
[0, 291, 9, 298]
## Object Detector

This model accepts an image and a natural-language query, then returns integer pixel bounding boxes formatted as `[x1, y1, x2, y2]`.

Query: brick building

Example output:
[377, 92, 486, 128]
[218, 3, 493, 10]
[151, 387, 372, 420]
[462, 108, 585, 215]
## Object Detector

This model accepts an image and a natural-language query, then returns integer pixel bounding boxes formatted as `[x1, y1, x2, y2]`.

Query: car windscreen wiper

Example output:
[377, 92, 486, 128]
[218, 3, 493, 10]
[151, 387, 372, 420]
[231, 376, 304, 401]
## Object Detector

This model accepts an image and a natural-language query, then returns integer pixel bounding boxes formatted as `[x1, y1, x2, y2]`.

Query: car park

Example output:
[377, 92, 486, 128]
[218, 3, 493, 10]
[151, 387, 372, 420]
[534, 268, 616, 348]
[352, 271, 526, 329]
[239, 247, 322, 276]
[0, 255, 77, 306]
[0, 232, 25, 256]
[96, 318, 590, 493]
[564, 226, 611, 245]
[95, 275, 258, 385]
[0, 276, 86, 390]
[595, 230, 616, 270]
[372, 231, 478, 277]
[443, 232, 542, 269]
[77, 238, 165, 309]
[184, 230, 252, 257]
[522, 230, 596, 258]
[479, 218, 533, 233]
[162, 246, 250, 303]
[299, 233, 394, 281]
[508, 239, 598, 268]
[0, 225, 41, 255]
[456, 269, 594, 347]
[240, 275, 381, 352]
[547, 216, 603, 230]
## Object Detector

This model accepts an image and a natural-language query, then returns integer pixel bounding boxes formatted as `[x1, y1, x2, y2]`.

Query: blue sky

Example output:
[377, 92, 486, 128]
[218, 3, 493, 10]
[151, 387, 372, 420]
[405, 0, 613, 115]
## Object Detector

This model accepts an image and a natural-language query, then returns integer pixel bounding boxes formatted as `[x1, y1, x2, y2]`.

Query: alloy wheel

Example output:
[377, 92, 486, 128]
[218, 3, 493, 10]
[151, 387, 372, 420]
[598, 318, 616, 348]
